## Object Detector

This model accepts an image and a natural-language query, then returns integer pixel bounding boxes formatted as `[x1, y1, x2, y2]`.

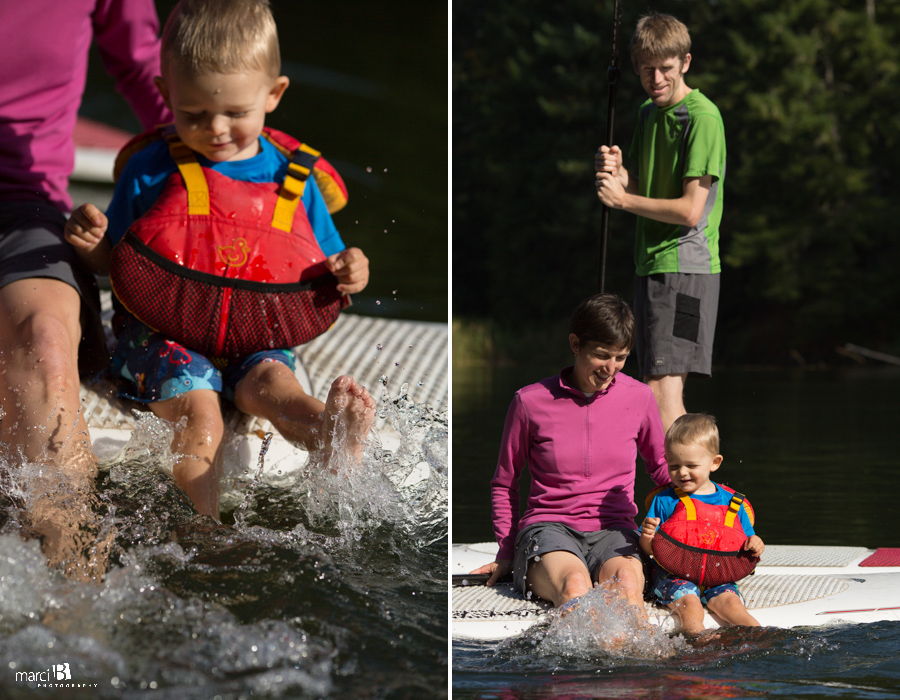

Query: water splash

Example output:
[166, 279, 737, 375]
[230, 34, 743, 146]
[499, 585, 687, 664]
[233, 431, 274, 528]
[0, 393, 446, 696]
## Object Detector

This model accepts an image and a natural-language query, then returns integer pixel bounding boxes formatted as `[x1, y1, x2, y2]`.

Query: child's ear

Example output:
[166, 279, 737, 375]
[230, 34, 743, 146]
[154, 76, 172, 111]
[265, 76, 290, 113]
[710, 454, 723, 472]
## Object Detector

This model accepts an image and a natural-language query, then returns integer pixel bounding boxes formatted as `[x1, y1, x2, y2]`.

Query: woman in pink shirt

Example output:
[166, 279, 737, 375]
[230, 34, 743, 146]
[0, 0, 170, 577]
[471, 294, 670, 611]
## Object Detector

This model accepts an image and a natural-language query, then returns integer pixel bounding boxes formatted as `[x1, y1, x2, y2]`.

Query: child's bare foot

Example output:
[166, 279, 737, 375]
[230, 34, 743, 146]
[320, 376, 375, 470]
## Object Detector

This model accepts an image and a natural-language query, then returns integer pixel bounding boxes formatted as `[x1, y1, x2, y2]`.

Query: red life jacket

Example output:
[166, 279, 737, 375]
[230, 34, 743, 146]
[649, 484, 759, 587]
[109, 125, 351, 360]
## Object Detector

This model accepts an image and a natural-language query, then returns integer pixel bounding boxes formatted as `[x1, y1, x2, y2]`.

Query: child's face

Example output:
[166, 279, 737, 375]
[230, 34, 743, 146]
[156, 67, 289, 163]
[665, 441, 722, 495]
[634, 53, 691, 108]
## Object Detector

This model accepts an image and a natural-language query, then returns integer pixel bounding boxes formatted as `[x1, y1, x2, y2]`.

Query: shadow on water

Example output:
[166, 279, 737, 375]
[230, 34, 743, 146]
[0, 397, 447, 699]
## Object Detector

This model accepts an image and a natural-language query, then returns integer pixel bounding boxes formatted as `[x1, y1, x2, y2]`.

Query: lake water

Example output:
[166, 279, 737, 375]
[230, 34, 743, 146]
[1, 394, 447, 699]
[452, 361, 900, 699]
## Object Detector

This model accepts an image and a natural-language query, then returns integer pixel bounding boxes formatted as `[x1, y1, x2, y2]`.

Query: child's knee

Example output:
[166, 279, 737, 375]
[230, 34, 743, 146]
[673, 592, 703, 613]
[706, 591, 741, 615]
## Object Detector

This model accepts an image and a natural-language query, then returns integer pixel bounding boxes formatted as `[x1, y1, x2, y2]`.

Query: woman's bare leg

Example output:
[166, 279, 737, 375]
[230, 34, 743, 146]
[525, 550, 593, 608]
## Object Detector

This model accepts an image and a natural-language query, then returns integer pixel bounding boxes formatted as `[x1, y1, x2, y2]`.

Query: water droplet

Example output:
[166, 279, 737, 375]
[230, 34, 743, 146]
[366, 166, 373, 173]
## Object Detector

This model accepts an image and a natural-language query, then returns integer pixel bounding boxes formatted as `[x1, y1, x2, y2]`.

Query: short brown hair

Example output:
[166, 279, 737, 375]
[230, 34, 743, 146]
[665, 413, 719, 455]
[161, 0, 281, 79]
[631, 12, 691, 67]
[569, 293, 636, 350]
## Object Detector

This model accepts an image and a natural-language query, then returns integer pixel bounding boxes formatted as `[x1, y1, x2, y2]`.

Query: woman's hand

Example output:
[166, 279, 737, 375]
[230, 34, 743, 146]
[469, 558, 512, 587]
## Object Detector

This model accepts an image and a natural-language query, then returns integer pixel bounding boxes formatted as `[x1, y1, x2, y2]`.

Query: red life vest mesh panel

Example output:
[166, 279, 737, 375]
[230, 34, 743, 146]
[112, 231, 348, 359]
[109, 131, 349, 359]
[651, 486, 759, 587]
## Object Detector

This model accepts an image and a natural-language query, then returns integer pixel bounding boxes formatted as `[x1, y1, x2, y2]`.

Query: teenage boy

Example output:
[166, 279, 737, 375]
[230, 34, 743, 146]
[595, 12, 726, 430]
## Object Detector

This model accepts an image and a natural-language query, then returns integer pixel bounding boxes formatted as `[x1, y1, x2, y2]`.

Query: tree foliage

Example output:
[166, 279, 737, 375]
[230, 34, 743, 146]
[454, 0, 900, 363]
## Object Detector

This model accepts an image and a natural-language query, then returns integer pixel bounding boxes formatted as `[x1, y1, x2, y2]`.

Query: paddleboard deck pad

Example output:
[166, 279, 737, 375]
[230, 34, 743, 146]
[453, 542, 900, 640]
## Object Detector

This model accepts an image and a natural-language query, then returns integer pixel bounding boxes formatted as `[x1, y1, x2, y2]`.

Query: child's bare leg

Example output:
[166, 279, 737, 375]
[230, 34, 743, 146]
[233, 365, 374, 464]
[150, 390, 223, 518]
[706, 591, 760, 627]
[232, 361, 326, 450]
[668, 594, 706, 635]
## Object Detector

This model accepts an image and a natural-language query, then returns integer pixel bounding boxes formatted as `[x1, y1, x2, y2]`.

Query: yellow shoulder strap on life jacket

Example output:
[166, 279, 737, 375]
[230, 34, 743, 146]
[672, 486, 697, 520]
[163, 127, 210, 216]
[272, 144, 321, 232]
[723, 491, 746, 529]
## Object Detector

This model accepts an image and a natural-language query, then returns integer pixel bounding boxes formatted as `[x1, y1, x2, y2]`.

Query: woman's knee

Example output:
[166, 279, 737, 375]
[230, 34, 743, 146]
[599, 557, 645, 596]
[560, 571, 592, 600]
[4, 313, 80, 391]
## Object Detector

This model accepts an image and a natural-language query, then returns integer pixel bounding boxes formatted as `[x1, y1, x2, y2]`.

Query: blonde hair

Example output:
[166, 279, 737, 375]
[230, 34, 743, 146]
[631, 12, 691, 67]
[665, 413, 719, 456]
[161, 0, 281, 79]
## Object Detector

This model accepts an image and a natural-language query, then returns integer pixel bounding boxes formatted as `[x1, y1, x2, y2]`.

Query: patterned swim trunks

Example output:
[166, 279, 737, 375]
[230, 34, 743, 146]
[111, 314, 295, 403]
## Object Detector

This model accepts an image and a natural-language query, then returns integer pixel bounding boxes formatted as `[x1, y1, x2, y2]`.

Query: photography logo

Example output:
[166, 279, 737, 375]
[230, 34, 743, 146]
[12, 661, 98, 689]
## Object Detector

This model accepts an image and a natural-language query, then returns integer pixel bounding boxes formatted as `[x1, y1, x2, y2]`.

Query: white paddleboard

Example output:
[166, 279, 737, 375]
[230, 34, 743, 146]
[453, 541, 900, 640]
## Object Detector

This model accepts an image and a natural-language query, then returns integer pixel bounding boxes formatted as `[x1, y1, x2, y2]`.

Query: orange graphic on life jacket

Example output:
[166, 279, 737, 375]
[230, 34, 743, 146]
[699, 529, 718, 548]
[218, 238, 251, 267]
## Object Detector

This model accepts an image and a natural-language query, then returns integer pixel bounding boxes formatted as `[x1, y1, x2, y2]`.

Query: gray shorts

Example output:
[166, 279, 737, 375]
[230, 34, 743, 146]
[513, 522, 645, 595]
[0, 201, 108, 375]
[633, 272, 720, 379]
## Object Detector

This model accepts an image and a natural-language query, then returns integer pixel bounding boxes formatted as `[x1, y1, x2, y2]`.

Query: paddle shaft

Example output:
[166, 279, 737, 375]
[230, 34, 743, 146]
[598, 0, 622, 293]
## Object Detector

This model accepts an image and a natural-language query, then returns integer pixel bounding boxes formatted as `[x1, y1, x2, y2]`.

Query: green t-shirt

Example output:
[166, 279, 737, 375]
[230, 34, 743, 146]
[628, 89, 726, 275]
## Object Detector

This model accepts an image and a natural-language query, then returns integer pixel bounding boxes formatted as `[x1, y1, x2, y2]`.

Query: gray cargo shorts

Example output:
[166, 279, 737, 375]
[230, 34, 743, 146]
[633, 272, 720, 379]
[512, 522, 645, 595]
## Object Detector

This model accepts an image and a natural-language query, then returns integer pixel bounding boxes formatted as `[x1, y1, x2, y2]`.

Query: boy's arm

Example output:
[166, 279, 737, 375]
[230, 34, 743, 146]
[596, 170, 713, 228]
[326, 248, 369, 294]
[639, 516, 660, 556]
[64, 203, 111, 275]
[743, 535, 765, 557]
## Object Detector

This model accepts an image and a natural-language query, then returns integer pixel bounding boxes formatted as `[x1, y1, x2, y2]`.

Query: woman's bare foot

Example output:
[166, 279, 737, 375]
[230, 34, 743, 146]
[320, 376, 376, 471]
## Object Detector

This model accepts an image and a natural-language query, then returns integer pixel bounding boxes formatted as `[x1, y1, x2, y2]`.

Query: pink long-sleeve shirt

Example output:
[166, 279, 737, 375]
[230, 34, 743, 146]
[491, 368, 670, 560]
[0, 0, 170, 212]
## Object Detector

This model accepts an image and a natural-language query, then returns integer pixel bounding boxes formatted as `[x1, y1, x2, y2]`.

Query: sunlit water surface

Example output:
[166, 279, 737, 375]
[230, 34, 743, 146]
[0, 393, 447, 699]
